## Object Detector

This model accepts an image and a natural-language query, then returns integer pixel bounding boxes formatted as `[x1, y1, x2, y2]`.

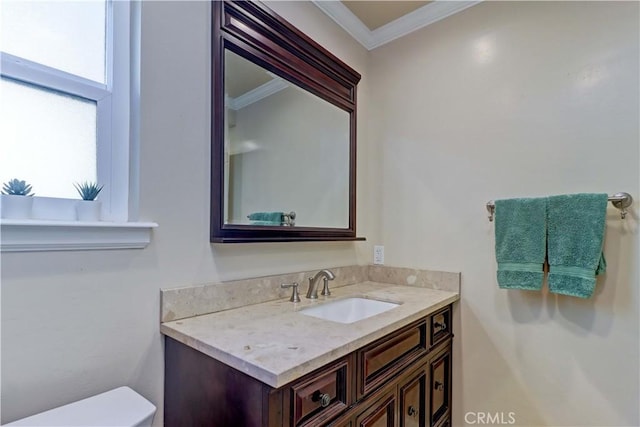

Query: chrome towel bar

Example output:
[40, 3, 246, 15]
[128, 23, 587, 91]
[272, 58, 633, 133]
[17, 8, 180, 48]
[486, 192, 633, 221]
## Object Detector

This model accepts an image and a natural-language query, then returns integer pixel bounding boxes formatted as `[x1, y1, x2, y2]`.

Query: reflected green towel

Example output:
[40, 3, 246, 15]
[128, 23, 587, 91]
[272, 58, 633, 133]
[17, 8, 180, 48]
[547, 193, 607, 298]
[494, 197, 547, 290]
[247, 212, 283, 223]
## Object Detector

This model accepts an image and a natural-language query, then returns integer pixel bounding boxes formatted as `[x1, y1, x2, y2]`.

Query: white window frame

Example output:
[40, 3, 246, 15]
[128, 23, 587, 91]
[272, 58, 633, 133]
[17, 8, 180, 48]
[0, 1, 157, 252]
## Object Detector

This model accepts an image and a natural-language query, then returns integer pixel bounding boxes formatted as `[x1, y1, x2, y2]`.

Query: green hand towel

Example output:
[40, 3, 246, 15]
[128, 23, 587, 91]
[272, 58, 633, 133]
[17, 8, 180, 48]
[494, 197, 547, 290]
[547, 193, 607, 298]
[247, 212, 283, 223]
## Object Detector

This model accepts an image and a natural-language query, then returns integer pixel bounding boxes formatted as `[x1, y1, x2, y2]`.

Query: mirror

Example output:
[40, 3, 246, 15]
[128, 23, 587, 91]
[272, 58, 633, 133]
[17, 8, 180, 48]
[211, 1, 362, 242]
[224, 50, 350, 229]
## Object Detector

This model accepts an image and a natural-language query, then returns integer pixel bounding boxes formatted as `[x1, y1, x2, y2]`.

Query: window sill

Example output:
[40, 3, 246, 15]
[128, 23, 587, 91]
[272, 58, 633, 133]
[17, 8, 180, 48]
[0, 219, 158, 252]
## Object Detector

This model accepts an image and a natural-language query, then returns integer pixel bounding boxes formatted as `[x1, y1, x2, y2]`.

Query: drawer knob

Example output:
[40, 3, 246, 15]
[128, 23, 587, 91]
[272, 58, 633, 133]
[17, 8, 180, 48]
[434, 381, 444, 391]
[407, 406, 417, 417]
[312, 391, 331, 407]
[434, 321, 447, 331]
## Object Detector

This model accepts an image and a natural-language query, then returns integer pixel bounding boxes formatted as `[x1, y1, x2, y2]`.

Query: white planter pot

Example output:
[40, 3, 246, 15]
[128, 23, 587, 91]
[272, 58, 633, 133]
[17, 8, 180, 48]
[76, 200, 102, 221]
[32, 197, 77, 220]
[0, 194, 34, 219]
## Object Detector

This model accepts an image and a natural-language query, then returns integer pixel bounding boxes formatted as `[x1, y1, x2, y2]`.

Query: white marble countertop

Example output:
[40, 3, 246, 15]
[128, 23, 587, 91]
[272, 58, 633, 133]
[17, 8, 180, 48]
[160, 281, 459, 388]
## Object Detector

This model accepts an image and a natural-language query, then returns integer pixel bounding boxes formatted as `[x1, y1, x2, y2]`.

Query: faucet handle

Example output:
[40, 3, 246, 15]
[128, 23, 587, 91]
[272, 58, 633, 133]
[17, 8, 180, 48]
[281, 282, 301, 303]
[320, 277, 331, 296]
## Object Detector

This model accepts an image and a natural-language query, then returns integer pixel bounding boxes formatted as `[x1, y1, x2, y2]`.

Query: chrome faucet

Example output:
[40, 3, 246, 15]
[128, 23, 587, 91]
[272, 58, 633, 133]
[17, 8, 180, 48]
[306, 269, 335, 299]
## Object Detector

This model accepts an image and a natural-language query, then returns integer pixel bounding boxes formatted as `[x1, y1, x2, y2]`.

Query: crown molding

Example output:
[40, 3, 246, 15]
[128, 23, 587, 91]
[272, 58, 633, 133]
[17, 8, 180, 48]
[226, 78, 289, 110]
[311, 1, 374, 49]
[312, 0, 482, 51]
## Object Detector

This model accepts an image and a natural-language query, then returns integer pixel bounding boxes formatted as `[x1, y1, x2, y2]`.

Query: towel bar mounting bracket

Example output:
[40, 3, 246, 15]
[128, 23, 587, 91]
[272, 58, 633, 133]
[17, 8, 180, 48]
[611, 192, 633, 219]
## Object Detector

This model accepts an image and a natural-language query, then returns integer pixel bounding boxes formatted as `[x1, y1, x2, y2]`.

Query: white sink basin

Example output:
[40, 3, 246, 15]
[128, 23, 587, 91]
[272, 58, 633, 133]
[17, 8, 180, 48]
[299, 297, 400, 324]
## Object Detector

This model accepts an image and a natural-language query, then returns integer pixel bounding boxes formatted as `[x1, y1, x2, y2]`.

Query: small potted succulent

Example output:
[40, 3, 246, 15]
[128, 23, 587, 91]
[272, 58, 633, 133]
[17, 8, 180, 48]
[74, 181, 103, 221]
[1, 178, 35, 219]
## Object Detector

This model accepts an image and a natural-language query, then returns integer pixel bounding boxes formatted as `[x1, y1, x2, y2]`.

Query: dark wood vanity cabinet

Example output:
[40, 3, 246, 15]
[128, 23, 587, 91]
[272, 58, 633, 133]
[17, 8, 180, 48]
[164, 305, 453, 427]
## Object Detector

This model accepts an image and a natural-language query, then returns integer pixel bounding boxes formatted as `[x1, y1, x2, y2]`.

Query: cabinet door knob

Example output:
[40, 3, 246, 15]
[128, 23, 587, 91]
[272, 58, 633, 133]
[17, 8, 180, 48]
[312, 391, 331, 407]
[434, 381, 444, 391]
[434, 321, 447, 331]
[407, 406, 417, 417]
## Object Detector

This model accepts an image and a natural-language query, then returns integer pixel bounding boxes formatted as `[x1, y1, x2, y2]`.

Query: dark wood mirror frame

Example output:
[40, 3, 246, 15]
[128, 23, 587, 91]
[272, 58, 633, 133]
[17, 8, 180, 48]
[211, 0, 363, 243]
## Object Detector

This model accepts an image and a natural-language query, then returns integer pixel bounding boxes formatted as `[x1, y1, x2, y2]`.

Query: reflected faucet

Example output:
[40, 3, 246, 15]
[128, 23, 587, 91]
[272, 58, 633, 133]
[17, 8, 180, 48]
[306, 269, 335, 299]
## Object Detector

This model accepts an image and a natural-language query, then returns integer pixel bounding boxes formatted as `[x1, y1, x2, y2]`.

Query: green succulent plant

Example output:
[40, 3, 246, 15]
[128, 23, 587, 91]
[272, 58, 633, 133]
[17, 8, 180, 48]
[2, 179, 34, 196]
[74, 182, 103, 201]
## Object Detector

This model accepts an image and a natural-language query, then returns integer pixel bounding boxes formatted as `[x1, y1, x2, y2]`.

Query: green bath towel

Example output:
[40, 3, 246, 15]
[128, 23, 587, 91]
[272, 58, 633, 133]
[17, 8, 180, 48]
[494, 197, 547, 290]
[547, 193, 607, 298]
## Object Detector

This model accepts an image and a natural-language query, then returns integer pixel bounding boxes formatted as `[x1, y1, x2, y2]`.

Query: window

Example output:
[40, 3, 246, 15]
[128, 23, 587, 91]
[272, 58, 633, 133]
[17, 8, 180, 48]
[1, 0, 131, 219]
[0, 1, 156, 251]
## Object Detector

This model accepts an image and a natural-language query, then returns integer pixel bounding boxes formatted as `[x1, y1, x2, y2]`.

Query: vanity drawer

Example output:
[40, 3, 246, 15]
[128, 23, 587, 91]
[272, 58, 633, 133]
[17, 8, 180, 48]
[289, 357, 352, 426]
[357, 319, 428, 398]
[430, 306, 451, 347]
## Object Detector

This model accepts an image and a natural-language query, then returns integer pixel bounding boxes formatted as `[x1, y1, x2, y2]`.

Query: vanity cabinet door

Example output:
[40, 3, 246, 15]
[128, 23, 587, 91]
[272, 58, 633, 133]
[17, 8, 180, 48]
[429, 344, 452, 426]
[355, 390, 396, 427]
[399, 367, 427, 427]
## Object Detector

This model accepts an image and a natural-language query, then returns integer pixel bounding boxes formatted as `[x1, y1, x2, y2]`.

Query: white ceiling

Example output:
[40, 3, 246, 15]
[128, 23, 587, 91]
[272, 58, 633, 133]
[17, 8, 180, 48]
[312, 0, 482, 50]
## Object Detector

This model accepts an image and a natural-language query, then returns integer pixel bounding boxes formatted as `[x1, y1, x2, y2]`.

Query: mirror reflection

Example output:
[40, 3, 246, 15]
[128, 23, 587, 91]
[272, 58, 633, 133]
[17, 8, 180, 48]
[223, 49, 351, 229]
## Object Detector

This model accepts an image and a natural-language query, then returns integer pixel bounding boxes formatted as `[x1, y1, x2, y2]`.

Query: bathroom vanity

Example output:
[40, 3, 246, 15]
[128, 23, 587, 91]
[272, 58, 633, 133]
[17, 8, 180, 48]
[162, 279, 458, 427]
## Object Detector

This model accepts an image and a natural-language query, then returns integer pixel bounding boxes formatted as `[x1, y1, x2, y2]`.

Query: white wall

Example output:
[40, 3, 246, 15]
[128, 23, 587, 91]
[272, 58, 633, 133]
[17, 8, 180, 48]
[0, 2, 372, 425]
[3, 2, 638, 426]
[370, 1, 639, 426]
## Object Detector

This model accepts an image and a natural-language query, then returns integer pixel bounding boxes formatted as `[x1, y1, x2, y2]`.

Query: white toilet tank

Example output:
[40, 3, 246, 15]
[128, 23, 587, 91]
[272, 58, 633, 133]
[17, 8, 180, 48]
[5, 387, 156, 427]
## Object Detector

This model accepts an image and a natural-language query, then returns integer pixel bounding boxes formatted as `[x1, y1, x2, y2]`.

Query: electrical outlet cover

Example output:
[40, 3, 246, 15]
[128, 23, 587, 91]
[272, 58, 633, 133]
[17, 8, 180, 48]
[373, 245, 384, 265]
